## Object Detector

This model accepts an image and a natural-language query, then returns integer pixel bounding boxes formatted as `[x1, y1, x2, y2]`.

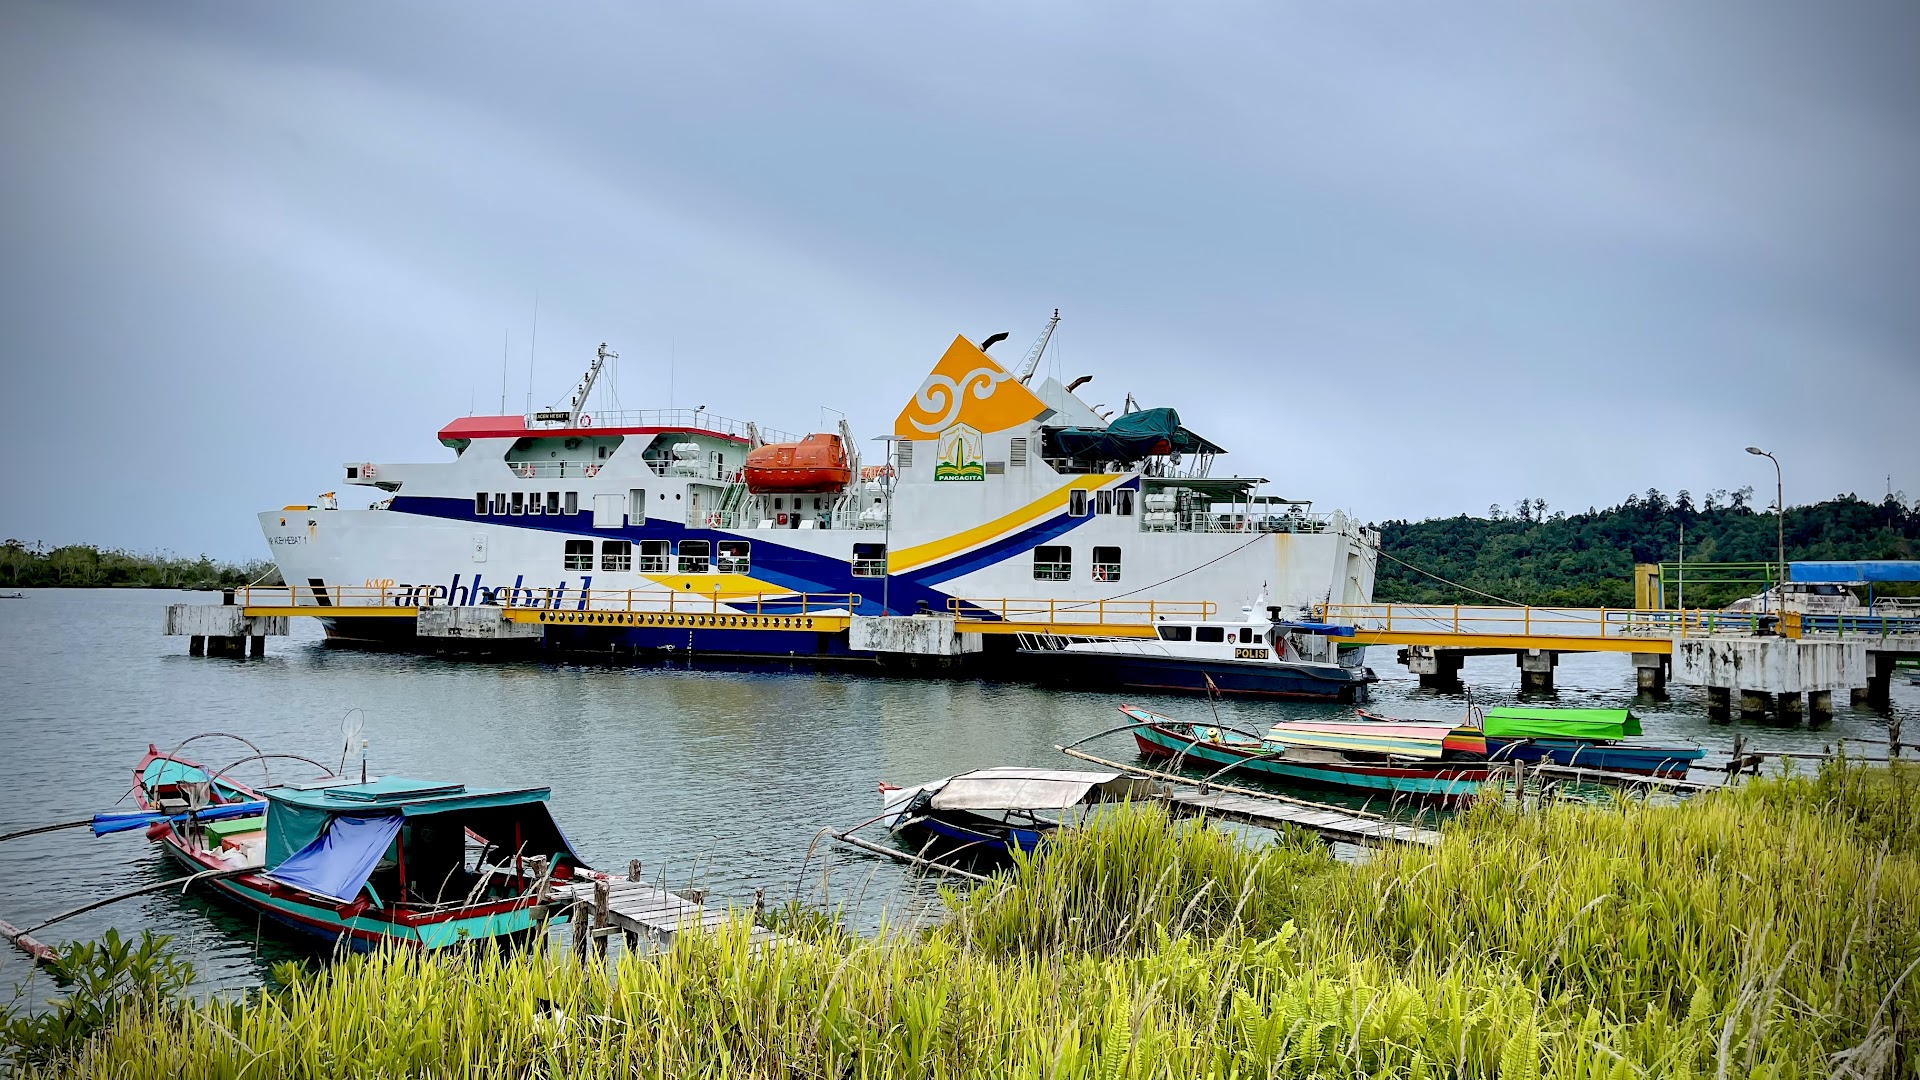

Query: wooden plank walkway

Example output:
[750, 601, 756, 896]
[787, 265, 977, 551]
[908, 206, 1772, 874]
[548, 878, 788, 952]
[1160, 790, 1441, 847]
[1059, 745, 1440, 848]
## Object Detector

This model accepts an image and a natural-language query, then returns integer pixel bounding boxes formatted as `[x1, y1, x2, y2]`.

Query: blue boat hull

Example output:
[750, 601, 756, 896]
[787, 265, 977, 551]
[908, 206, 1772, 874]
[1132, 722, 1491, 807]
[1485, 738, 1705, 776]
[1020, 650, 1374, 702]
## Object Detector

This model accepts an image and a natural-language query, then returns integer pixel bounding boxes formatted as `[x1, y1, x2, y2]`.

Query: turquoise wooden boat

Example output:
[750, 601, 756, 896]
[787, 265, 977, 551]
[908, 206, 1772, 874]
[126, 744, 589, 951]
[1122, 705, 1493, 807]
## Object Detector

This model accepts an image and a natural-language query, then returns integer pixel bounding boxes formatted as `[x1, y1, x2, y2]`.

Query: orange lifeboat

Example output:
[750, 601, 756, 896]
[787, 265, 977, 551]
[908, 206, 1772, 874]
[742, 433, 852, 493]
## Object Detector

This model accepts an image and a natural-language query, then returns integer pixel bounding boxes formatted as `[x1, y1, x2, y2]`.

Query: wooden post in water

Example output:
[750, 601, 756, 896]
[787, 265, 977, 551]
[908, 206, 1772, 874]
[1892, 716, 1904, 760]
[1730, 734, 1745, 782]
[593, 878, 611, 958]
[628, 859, 642, 882]
[624, 859, 643, 952]
[753, 887, 766, 923]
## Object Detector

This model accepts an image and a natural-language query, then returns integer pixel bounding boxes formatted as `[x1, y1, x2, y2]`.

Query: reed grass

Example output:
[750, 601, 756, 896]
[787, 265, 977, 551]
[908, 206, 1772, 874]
[29, 760, 1920, 1078]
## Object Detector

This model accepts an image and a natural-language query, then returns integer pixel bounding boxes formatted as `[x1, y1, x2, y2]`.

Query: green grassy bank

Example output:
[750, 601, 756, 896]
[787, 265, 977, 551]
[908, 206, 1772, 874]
[18, 762, 1920, 1078]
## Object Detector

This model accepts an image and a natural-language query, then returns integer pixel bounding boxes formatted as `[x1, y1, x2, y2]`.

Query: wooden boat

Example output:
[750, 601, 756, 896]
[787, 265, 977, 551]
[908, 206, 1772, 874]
[1121, 704, 1492, 807]
[876, 767, 1159, 862]
[123, 744, 588, 951]
[1362, 706, 1707, 778]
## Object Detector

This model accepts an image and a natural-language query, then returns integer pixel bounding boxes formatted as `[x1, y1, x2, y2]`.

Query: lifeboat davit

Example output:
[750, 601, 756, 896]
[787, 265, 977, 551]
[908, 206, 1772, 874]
[742, 433, 852, 494]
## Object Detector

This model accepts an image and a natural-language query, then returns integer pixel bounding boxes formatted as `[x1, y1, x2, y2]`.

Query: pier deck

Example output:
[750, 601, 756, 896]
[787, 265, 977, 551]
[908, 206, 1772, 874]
[548, 879, 786, 952]
[1059, 746, 1440, 847]
[1159, 789, 1441, 846]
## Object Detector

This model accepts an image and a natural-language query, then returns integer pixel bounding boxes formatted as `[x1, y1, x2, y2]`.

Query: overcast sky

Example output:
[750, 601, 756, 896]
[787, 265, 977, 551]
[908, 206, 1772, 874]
[2, 0, 1915, 560]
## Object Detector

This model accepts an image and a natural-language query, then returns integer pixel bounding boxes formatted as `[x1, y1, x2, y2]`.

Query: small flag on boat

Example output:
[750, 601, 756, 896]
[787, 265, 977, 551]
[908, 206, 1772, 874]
[1204, 672, 1219, 696]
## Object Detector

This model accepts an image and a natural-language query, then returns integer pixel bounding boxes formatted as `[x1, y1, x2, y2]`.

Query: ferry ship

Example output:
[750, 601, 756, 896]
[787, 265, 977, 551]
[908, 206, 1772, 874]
[258, 324, 1380, 665]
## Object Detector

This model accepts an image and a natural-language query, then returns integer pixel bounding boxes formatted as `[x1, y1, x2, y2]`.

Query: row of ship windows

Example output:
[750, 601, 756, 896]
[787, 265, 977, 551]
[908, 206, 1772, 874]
[565, 539, 752, 574]
[1067, 489, 1135, 517]
[1158, 624, 1261, 644]
[1032, 545, 1123, 582]
[554, 539, 1124, 583]
[479, 491, 579, 517]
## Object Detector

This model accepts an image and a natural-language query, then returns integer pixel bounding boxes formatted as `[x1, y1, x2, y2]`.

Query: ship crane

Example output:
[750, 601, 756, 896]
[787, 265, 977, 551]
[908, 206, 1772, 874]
[563, 343, 616, 423]
[1016, 308, 1061, 385]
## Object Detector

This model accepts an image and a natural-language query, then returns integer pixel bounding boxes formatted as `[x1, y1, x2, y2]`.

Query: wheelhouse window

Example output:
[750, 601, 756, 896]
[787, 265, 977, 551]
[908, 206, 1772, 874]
[474, 492, 489, 516]
[563, 539, 593, 571]
[1033, 545, 1071, 581]
[676, 540, 710, 574]
[564, 491, 579, 516]
[717, 540, 751, 574]
[639, 540, 669, 573]
[1068, 489, 1089, 517]
[545, 492, 561, 515]
[1195, 626, 1226, 643]
[852, 543, 887, 578]
[1092, 546, 1121, 583]
[1157, 625, 1193, 642]
[600, 540, 632, 571]
[510, 492, 524, 515]
[1239, 627, 1257, 644]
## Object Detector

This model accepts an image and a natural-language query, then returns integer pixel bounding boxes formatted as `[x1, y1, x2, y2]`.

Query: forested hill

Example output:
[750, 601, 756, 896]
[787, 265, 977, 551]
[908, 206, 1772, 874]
[1373, 490, 1920, 607]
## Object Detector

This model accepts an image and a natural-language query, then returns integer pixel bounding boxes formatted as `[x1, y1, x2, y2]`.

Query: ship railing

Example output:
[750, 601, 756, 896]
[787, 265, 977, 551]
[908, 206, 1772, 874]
[235, 585, 861, 615]
[1138, 510, 1336, 534]
[502, 460, 601, 479]
[1314, 603, 1785, 640]
[947, 597, 1217, 625]
[525, 409, 801, 444]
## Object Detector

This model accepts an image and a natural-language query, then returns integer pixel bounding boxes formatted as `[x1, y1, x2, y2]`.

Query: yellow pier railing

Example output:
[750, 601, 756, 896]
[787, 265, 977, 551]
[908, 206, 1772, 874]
[1314, 603, 1787, 654]
[234, 587, 1215, 639]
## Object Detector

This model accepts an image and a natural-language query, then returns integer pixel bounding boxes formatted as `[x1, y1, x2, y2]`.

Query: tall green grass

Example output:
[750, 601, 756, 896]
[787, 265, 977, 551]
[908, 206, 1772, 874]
[25, 761, 1920, 1078]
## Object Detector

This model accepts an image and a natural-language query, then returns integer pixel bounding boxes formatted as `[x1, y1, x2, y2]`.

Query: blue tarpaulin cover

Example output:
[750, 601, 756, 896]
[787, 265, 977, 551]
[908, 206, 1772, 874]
[1789, 561, 1920, 584]
[266, 811, 404, 903]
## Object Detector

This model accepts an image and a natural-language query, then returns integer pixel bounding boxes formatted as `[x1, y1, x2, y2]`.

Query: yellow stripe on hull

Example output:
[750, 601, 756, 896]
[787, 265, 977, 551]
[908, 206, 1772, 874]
[887, 474, 1119, 573]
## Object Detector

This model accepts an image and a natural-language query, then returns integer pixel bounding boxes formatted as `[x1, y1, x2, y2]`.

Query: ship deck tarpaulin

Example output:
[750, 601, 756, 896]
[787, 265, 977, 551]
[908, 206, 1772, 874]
[1788, 561, 1920, 584]
[1042, 408, 1226, 463]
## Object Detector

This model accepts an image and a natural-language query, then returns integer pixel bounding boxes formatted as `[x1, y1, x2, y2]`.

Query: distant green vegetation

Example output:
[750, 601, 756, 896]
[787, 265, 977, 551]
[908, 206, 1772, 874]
[17, 762, 1918, 1077]
[0, 540, 278, 590]
[1376, 491, 1920, 607]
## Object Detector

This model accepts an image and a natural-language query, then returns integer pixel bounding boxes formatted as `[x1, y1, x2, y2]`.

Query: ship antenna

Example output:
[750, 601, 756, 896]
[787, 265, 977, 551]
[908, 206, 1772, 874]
[500, 328, 510, 414]
[526, 293, 539, 416]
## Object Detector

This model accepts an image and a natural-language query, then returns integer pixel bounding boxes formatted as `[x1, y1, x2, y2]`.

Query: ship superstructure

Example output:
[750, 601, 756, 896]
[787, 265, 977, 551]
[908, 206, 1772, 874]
[259, 329, 1379, 658]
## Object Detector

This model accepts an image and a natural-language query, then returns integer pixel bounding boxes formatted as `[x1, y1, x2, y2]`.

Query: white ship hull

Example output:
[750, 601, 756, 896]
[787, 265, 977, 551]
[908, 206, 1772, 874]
[260, 332, 1378, 659]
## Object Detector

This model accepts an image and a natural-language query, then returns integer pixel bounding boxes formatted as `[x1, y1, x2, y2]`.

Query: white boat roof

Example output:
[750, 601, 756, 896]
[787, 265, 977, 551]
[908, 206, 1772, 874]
[925, 767, 1161, 811]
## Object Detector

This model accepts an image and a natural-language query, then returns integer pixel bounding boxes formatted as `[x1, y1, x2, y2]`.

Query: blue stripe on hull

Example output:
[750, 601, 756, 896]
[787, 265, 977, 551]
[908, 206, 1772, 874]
[1485, 738, 1705, 775]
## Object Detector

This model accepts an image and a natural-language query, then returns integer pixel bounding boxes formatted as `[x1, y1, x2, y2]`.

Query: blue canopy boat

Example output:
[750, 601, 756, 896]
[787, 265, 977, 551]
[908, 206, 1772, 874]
[124, 744, 588, 951]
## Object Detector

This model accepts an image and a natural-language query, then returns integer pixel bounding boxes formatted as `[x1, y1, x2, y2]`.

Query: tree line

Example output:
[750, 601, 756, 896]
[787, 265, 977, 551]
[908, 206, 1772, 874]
[1373, 491, 1920, 607]
[0, 540, 281, 590]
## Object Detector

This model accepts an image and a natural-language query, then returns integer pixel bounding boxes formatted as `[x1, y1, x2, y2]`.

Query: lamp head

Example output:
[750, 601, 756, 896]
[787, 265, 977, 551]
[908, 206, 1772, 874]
[1745, 446, 1767, 456]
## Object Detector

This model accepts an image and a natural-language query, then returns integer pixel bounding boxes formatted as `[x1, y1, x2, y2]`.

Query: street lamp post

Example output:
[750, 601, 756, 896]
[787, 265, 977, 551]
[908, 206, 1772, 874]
[873, 435, 905, 616]
[1746, 446, 1784, 609]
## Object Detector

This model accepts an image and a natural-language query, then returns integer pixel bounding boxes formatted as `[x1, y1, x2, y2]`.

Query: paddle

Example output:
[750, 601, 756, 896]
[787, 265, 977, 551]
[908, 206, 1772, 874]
[90, 800, 267, 836]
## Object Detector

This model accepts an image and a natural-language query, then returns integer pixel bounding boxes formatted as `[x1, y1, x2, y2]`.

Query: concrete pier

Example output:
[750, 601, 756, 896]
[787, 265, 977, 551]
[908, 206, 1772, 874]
[1516, 649, 1557, 692]
[165, 603, 288, 658]
[849, 615, 983, 662]
[1856, 651, 1898, 709]
[1632, 652, 1668, 697]
[1400, 646, 1464, 691]
[1674, 638, 1866, 726]
[1809, 689, 1833, 722]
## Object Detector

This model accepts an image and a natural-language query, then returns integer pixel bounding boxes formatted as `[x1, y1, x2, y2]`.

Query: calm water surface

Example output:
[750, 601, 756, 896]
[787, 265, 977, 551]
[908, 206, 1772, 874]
[2, 588, 1912, 1000]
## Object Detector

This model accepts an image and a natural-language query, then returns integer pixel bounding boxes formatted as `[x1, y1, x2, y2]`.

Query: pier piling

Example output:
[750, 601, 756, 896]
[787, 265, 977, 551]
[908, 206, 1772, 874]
[1516, 649, 1557, 692]
[1632, 652, 1668, 697]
